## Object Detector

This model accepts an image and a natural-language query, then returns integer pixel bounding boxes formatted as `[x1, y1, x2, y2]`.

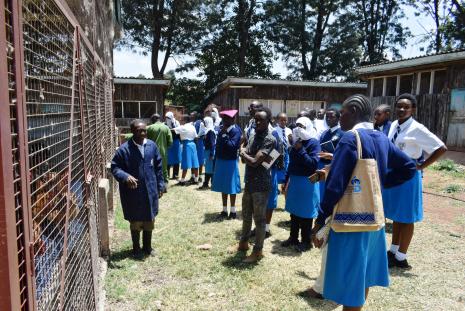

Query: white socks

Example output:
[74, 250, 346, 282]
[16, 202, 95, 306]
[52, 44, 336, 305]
[265, 224, 270, 232]
[230, 206, 236, 213]
[222, 206, 228, 213]
[194, 176, 199, 182]
[390, 244, 407, 261]
[390, 244, 399, 254]
[180, 178, 186, 182]
[395, 251, 407, 261]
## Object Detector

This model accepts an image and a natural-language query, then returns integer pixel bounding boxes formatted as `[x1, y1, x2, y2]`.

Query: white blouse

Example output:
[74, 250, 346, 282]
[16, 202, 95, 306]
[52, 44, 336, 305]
[388, 117, 444, 159]
[174, 123, 198, 141]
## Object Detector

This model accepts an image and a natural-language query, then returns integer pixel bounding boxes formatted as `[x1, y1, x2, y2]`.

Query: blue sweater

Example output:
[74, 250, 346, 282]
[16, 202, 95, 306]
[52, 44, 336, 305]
[215, 124, 242, 160]
[204, 130, 216, 153]
[319, 127, 344, 165]
[287, 138, 321, 177]
[316, 129, 416, 226]
[375, 120, 392, 136]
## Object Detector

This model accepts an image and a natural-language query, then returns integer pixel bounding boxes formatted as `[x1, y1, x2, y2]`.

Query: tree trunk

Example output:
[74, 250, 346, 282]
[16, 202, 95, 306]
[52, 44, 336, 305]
[300, 0, 310, 79]
[434, 0, 441, 53]
[308, 0, 332, 79]
[151, 0, 165, 79]
[237, 0, 256, 77]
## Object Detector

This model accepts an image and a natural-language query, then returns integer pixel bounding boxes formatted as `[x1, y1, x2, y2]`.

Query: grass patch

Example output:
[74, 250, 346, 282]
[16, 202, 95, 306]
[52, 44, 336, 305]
[429, 159, 465, 178]
[444, 184, 463, 194]
[105, 166, 465, 311]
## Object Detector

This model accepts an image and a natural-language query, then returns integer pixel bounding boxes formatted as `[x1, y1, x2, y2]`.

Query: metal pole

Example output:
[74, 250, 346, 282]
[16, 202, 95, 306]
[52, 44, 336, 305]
[11, 0, 36, 309]
[58, 26, 79, 311]
[0, 1, 21, 309]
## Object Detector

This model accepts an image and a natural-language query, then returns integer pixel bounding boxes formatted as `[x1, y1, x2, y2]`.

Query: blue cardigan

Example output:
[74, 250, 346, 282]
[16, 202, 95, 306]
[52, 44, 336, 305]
[215, 125, 242, 160]
[319, 127, 344, 165]
[375, 120, 392, 137]
[316, 129, 416, 226]
[111, 140, 165, 222]
[287, 138, 321, 177]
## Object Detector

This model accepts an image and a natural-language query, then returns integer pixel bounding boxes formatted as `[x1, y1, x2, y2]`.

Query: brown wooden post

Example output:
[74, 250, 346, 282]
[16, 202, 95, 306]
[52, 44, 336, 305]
[0, 1, 21, 309]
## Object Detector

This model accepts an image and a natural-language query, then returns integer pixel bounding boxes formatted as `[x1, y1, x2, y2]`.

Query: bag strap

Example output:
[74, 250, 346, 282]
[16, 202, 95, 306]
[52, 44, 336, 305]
[350, 129, 363, 160]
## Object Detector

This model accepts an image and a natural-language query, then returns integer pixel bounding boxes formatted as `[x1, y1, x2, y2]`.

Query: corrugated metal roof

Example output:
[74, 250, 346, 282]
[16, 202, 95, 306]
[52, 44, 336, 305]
[355, 49, 465, 75]
[114, 77, 171, 86]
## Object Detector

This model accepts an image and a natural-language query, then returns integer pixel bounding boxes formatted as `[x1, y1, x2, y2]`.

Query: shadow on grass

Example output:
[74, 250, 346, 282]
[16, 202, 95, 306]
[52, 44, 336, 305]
[297, 290, 339, 310]
[296, 270, 317, 281]
[108, 248, 144, 269]
[389, 268, 418, 278]
[276, 220, 291, 229]
[270, 239, 302, 257]
[221, 251, 258, 270]
[202, 212, 243, 224]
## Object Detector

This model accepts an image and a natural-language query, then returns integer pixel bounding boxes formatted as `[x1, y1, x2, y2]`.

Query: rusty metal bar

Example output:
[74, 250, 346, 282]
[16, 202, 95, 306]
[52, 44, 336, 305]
[58, 26, 79, 311]
[11, 0, 37, 309]
[0, 1, 22, 309]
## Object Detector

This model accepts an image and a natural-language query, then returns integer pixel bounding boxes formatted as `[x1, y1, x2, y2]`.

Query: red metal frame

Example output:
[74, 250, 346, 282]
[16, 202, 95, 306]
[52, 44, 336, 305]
[0, 1, 22, 309]
[11, 0, 36, 309]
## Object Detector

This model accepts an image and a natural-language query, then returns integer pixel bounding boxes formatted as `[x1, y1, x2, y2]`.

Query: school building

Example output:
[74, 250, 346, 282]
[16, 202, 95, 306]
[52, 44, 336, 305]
[113, 77, 171, 131]
[204, 77, 367, 127]
[355, 49, 465, 150]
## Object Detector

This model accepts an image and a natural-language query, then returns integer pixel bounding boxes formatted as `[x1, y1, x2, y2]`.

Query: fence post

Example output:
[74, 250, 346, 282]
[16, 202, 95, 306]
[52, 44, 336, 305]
[106, 163, 114, 211]
[98, 178, 110, 257]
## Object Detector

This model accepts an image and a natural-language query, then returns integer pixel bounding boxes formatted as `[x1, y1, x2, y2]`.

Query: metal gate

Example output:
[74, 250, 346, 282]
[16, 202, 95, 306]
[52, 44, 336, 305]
[0, 0, 116, 310]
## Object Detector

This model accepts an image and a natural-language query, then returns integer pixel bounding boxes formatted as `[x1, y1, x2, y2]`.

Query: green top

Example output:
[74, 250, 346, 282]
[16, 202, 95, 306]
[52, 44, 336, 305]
[146, 122, 173, 154]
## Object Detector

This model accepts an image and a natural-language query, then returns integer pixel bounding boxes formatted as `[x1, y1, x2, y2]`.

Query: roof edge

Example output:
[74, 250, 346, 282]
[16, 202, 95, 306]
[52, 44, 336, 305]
[114, 78, 171, 86]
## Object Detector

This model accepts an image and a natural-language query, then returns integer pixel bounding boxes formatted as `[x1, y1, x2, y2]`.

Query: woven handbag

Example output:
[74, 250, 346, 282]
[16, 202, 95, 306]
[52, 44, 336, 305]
[330, 129, 385, 232]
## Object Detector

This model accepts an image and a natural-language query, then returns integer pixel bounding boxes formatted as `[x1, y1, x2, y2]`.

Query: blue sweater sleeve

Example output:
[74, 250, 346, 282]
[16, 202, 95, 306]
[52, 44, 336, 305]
[316, 134, 357, 226]
[299, 139, 321, 172]
[152, 143, 165, 192]
[223, 127, 241, 152]
[384, 141, 417, 188]
[111, 147, 130, 184]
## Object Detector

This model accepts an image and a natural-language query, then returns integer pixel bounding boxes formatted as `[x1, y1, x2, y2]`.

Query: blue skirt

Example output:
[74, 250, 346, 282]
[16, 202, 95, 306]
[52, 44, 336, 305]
[317, 161, 327, 201]
[181, 140, 199, 170]
[276, 151, 289, 184]
[267, 168, 279, 209]
[196, 138, 205, 166]
[168, 138, 182, 165]
[324, 228, 389, 307]
[383, 170, 423, 223]
[285, 175, 319, 219]
[211, 158, 241, 194]
[204, 149, 215, 174]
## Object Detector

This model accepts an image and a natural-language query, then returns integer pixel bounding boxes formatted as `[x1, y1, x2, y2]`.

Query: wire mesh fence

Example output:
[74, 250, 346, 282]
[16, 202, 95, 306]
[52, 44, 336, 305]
[1, 0, 116, 309]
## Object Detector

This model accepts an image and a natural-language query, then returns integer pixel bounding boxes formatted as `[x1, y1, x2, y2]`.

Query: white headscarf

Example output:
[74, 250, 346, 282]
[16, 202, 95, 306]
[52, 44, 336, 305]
[293, 117, 316, 141]
[211, 107, 222, 127]
[203, 116, 215, 134]
[165, 111, 179, 129]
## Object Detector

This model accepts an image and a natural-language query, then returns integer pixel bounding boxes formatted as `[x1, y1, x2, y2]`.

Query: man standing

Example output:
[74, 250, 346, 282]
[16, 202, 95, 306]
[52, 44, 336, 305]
[235, 107, 276, 263]
[147, 114, 173, 183]
[111, 119, 165, 259]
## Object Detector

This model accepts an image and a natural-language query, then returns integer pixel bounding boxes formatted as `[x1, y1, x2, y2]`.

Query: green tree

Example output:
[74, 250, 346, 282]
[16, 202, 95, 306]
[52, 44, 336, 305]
[166, 77, 206, 112]
[443, 0, 465, 49]
[118, 0, 206, 78]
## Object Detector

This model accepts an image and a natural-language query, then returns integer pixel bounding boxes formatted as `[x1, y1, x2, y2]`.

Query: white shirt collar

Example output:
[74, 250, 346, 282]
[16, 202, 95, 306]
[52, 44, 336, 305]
[330, 125, 341, 133]
[397, 117, 414, 131]
[353, 122, 374, 130]
[133, 138, 147, 147]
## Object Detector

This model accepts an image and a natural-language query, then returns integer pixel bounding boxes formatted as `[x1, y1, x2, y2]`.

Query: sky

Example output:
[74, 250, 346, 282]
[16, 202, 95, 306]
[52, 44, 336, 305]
[114, 5, 436, 80]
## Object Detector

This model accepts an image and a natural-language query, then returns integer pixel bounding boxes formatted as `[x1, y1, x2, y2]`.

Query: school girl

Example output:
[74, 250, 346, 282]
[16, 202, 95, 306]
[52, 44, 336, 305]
[199, 116, 217, 190]
[166, 112, 182, 179]
[383, 93, 447, 269]
[313, 94, 416, 311]
[211, 110, 242, 219]
[174, 116, 199, 186]
[373, 104, 392, 136]
[193, 112, 206, 181]
[282, 117, 320, 252]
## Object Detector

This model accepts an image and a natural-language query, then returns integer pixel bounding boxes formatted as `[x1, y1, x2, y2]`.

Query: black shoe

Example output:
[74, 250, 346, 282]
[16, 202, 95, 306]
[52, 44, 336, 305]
[295, 242, 312, 252]
[198, 184, 210, 190]
[265, 231, 271, 239]
[387, 251, 396, 268]
[143, 248, 156, 257]
[188, 179, 199, 185]
[217, 211, 228, 219]
[281, 238, 299, 247]
[176, 181, 187, 186]
[228, 212, 237, 220]
[142, 231, 155, 257]
[250, 228, 256, 237]
[198, 177, 203, 183]
[132, 248, 143, 260]
[394, 257, 412, 270]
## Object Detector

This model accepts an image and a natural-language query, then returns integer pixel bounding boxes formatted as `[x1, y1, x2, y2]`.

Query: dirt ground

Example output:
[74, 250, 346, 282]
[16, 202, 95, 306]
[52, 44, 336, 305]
[105, 166, 465, 311]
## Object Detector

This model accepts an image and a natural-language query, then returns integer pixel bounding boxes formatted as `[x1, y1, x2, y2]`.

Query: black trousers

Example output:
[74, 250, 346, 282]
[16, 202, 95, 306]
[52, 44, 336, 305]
[289, 214, 313, 244]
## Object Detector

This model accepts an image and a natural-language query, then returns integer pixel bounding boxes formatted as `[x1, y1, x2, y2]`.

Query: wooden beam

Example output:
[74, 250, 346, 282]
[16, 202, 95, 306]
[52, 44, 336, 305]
[396, 75, 401, 96]
[429, 70, 435, 94]
[416, 72, 422, 95]
[382, 77, 387, 96]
